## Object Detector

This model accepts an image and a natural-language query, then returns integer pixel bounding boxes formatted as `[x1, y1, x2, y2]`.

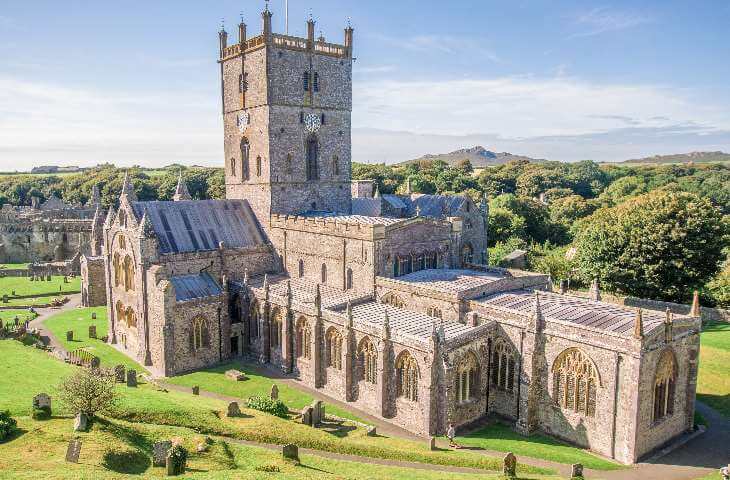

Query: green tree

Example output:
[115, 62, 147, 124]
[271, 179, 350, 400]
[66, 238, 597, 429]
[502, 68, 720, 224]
[574, 191, 729, 302]
[488, 207, 527, 246]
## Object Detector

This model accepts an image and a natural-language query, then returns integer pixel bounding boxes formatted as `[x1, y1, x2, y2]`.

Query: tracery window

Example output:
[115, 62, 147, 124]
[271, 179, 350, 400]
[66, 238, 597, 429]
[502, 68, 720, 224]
[249, 301, 260, 338]
[191, 316, 210, 351]
[551, 348, 599, 417]
[123, 255, 135, 291]
[491, 339, 515, 391]
[358, 338, 378, 384]
[653, 349, 677, 422]
[462, 243, 474, 264]
[396, 351, 419, 401]
[397, 256, 412, 276]
[426, 252, 438, 269]
[296, 317, 311, 359]
[125, 307, 137, 328]
[381, 292, 404, 309]
[457, 352, 479, 403]
[325, 327, 343, 370]
[113, 253, 121, 287]
[427, 306, 443, 319]
[270, 308, 283, 349]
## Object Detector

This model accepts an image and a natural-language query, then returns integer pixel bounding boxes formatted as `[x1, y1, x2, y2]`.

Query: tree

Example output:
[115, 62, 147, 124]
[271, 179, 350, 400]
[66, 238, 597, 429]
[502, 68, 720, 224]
[574, 190, 729, 302]
[58, 368, 117, 418]
[488, 207, 527, 246]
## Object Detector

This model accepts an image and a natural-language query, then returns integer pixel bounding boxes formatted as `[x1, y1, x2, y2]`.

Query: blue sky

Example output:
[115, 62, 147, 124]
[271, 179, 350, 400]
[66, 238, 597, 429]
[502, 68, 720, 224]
[1, 0, 729, 168]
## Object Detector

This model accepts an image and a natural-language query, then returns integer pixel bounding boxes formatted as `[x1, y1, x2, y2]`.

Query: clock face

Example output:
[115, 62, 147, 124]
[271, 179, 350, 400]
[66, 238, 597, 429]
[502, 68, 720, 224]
[304, 113, 321, 133]
[237, 112, 250, 133]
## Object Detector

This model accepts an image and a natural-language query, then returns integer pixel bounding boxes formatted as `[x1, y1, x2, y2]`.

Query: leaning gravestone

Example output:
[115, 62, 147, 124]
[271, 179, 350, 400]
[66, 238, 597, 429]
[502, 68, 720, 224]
[301, 406, 313, 426]
[126, 369, 137, 387]
[88, 325, 97, 339]
[571, 463, 584, 479]
[152, 440, 172, 467]
[73, 412, 89, 432]
[65, 438, 82, 463]
[270, 384, 279, 400]
[282, 444, 299, 464]
[66, 331, 73, 341]
[114, 365, 126, 383]
[503, 452, 517, 478]
[227, 402, 241, 417]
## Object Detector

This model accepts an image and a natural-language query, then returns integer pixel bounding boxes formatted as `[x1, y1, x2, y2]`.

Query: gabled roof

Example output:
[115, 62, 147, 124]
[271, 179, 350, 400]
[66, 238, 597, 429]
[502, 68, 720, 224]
[130, 199, 264, 254]
[406, 195, 466, 218]
[351, 198, 381, 217]
[171, 272, 222, 301]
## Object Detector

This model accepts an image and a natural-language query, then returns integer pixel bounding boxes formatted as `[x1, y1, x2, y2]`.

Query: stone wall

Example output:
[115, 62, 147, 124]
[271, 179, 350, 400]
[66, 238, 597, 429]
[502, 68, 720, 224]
[80, 255, 106, 307]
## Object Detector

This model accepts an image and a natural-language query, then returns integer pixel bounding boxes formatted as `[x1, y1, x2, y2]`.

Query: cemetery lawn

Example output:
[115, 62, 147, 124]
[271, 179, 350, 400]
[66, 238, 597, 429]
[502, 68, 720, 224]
[0, 263, 29, 270]
[0, 308, 38, 325]
[0, 275, 80, 306]
[43, 306, 146, 373]
[0, 418, 557, 480]
[454, 422, 623, 470]
[166, 361, 364, 422]
[697, 322, 730, 418]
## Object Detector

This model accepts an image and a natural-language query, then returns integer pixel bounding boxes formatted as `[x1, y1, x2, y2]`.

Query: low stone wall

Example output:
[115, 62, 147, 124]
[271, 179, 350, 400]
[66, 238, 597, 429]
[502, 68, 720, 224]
[567, 290, 730, 323]
[0, 269, 29, 277]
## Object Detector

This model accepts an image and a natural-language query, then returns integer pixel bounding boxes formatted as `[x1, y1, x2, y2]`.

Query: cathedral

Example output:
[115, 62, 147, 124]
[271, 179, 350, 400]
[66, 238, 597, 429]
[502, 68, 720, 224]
[81, 7, 701, 465]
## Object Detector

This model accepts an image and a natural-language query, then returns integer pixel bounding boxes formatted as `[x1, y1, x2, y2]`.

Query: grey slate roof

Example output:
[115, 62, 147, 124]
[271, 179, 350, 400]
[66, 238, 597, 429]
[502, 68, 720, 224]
[350, 194, 468, 219]
[382, 194, 407, 210]
[389, 269, 506, 294]
[474, 290, 669, 335]
[242, 274, 369, 309]
[300, 213, 405, 226]
[351, 198, 381, 216]
[171, 272, 222, 301]
[131, 199, 264, 254]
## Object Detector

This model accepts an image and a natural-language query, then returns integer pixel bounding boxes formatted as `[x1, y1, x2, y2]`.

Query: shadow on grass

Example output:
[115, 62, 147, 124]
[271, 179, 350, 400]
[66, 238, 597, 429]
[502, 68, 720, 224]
[0, 428, 28, 444]
[102, 450, 150, 474]
[97, 417, 153, 454]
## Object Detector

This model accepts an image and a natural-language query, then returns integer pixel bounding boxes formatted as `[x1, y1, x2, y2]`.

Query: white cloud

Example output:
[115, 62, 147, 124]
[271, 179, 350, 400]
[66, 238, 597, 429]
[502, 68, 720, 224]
[374, 33, 500, 63]
[570, 7, 653, 38]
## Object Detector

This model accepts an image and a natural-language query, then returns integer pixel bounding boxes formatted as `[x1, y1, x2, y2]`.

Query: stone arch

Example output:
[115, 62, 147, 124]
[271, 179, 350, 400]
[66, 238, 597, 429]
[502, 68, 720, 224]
[461, 242, 474, 264]
[490, 338, 516, 392]
[551, 347, 600, 417]
[249, 300, 260, 339]
[325, 326, 343, 370]
[269, 307, 283, 349]
[190, 316, 210, 352]
[381, 292, 405, 309]
[395, 350, 419, 401]
[456, 350, 480, 403]
[653, 348, 677, 422]
[426, 305, 442, 319]
[296, 316, 311, 359]
[357, 336, 378, 384]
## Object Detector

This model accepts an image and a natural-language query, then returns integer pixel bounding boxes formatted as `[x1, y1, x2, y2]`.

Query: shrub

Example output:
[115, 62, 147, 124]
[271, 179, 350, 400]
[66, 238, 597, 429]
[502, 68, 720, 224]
[255, 464, 281, 472]
[0, 410, 18, 441]
[246, 396, 289, 418]
[57, 367, 117, 417]
[31, 405, 51, 420]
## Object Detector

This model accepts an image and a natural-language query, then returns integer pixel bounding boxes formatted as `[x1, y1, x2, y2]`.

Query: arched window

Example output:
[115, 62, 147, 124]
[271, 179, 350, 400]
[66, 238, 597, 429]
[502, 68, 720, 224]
[125, 307, 137, 328]
[325, 327, 343, 370]
[118, 236, 126, 250]
[653, 349, 677, 422]
[427, 306, 442, 319]
[462, 243, 474, 264]
[191, 316, 210, 351]
[303, 71, 310, 91]
[414, 253, 425, 272]
[256, 156, 262, 177]
[296, 317, 311, 359]
[346, 268, 353, 290]
[358, 338, 378, 384]
[123, 255, 134, 291]
[230, 157, 237, 177]
[240, 138, 250, 180]
[426, 252, 438, 269]
[321, 264, 327, 284]
[113, 253, 121, 287]
[457, 352, 479, 403]
[270, 308, 283, 349]
[396, 351, 419, 401]
[551, 348, 600, 417]
[491, 339, 515, 391]
[249, 301, 260, 339]
[332, 155, 339, 176]
[381, 292, 404, 309]
[313, 72, 319, 92]
[115, 301, 124, 325]
[298, 259, 304, 278]
[397, 256, 412, 276]
[306, 136, 319, 181]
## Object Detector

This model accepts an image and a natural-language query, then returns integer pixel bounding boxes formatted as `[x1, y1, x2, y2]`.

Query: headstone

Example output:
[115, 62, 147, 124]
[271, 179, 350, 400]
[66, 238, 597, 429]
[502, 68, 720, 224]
[73, 412, 89, 432]
[227, 402, 241, 417]
[165, 445, 187, 476]
[66, 331, 73, 341]
[571, 463, 584, 478]
[114, 365, 126, 383]
[366, 425, 377, 436]
[14, 317, 19, 326]
[428, 436, 436, 450]
[126, 369, 137, 387]
[91, 312, 97, 320]
[152, 440, 172, 467]
[270, 384, 279, 400]
[225, 369, 246, 381]
[503, 452, 517, 478]
[301, 406, 313, 426]
[2, 294, 7, 303]
[90, 357, 101, 369]
[311, 400, 323, 425]
[65, 438, 82, 463]
[11, 290, 15, 296]
[47, 274, 51, 281]
[559, 279, 568, 295]
[88, 325, 97, 339]
[192, 385, 199, 395]
[282, 444, 299, 463]
[33, 393, 51, 411]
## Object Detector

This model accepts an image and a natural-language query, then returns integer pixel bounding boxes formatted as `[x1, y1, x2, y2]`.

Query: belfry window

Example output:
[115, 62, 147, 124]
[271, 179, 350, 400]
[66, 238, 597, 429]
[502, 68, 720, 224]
[240, 138, 250, 180]
[313, 72, 319, 92]
[303, 71, 310, 91]
[306, 136, 319, 181]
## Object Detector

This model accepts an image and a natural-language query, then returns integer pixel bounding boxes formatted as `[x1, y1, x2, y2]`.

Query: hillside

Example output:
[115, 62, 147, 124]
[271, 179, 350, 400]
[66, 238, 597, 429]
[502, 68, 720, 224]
[620, 151, 730, 165]
[399, 146, 546, 168]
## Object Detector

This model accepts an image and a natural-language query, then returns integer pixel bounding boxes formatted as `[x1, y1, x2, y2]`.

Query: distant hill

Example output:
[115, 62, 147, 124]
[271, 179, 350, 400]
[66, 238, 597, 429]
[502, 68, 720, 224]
[619, 151, 730, 165]
[398, 146, 546, 168]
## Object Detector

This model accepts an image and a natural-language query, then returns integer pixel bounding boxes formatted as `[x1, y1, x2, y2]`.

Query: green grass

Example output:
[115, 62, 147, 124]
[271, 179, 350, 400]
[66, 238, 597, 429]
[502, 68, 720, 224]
[166, 361, 364, 423]
[43, 306, 145, 373]
[454, 423, 622, 471]
[697, 322, 730, 418]
[0, 276, 80, 306]
[0, 263, 29, 270]
[0, 309, 38, 325]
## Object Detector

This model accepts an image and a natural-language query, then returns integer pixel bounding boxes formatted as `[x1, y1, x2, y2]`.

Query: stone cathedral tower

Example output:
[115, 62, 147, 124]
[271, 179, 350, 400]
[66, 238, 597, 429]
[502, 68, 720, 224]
[219, 7, 354, 229]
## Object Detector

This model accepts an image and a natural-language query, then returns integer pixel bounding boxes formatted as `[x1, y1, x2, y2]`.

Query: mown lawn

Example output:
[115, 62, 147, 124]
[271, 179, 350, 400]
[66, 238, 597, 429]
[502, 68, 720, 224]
[697, 322, 730, 418]
[0, 308, 38, 325]
[166, 361, 363, 423]
[455, 422, 623, 471]
[43, 306, 145, 373]
[0, 276, 80, 306]
[0, 263, 29, 270]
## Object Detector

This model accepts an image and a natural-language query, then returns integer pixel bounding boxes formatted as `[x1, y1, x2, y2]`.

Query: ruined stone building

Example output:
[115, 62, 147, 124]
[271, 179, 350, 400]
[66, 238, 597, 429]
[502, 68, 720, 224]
[84, 8, 701, 465]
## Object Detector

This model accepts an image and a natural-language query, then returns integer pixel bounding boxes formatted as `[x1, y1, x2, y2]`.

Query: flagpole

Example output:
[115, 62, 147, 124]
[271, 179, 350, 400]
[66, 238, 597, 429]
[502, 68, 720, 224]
[285, 0, 289, 34]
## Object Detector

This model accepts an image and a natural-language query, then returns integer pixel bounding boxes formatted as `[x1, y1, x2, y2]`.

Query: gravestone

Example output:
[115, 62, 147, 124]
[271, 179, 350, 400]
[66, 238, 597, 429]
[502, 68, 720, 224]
[165, 445, 187, 476]
[65, 438, 82, 463]
[282, 444, 299, 463]
[14, 317, 19, 326]
[73, 412, 89, 432]
[311, 400, 323, 425]
[503, 452, 517, 478]
[88, 325, 97, 339]
[225, 369, 246, 381]
[2, 294, 8, 303]
[571, 463, 584, 479]
[91, 312, 97, 320]
[192, 386, 200, 395]
[227, 402, 241, 417]
[114, 365, 126, 383]
[0, 319, 3, 329]
[270, 384, 279, 400]
[33, 393, 51, 411]
[90, 357, 101, 369]
[366, 426, 377, 436]
[11, 290, 15, 296]
[559, 279, 568, 295]
[46, 274, 51, 281]
[428, 436, 436, 450]
[126, 369, 137, 387]
[66, 331, 73, 341]
[152, 440, 172, 467]
[301, 406, 313, 426]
